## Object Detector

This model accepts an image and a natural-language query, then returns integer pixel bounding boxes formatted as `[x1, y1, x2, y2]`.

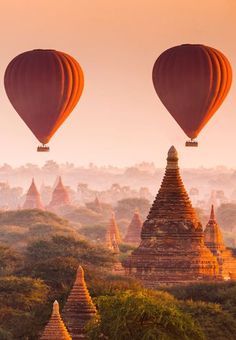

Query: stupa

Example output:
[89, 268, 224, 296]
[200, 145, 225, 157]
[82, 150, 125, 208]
[108, 213, 122, 243]
[204, 205, 225, 253]
[91, 196, 102, 213]
[124, 209, 143, 245]
[62, 266, 97, 338]
[123, 146, 218, 286]
[40, 300, 71, 340]
[204, 205, 236, 280]
[48, 176, 70, 209]
[23, 178, 44, 210]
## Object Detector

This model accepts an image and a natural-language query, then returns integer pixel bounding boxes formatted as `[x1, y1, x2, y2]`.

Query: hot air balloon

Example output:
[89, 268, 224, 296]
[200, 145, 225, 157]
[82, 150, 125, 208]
[4, 49, 84, 152]
[152, 44, 232, 146]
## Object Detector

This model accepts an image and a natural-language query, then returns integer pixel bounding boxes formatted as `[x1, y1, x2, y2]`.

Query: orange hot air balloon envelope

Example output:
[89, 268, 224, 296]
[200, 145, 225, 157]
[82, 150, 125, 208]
[152, 44, 232, 144]
[4, 49, 84, 150]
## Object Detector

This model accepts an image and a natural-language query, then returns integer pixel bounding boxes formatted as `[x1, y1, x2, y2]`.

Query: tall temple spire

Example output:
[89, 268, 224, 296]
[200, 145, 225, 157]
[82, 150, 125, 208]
[124, 209, 143, 245]
[23, 178, 44, 210]
[210, 204, 216, 221]
[40, 300, 71, 340]
[105, 227, 113, 251]
[94, 196, 102, 213]
[124, 146, 218, 286]
[62, 266, 97, 339]
[109, 212, 121, 243]
[204, 205, 236, 280]
[204, 205, 225, 254]
[48, 176, 70, 209]
[145, 145, 198, 229]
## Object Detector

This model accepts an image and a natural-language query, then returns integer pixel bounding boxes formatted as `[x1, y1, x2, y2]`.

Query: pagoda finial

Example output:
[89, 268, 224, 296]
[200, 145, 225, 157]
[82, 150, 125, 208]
[52, 300, 60, 315]
[167, 146, 178, 169]
[75, 265, 85, 284]
[210, 205, 216, 221]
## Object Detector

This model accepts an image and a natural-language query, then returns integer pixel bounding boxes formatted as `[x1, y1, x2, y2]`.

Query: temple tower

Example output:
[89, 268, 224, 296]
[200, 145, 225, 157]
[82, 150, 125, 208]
[40, 300, 71, 340]
[48, 176, 70, 209]
[23, 178, 44, 210]
[123, 146, 218, 286]
[204, 205, 236, 280]
[124, 209, 143, 245]
[93, 196, 102, 213]
[204, 205, 225, 253]
[108, 213, 122, 243]
[62, 266, 97, 338]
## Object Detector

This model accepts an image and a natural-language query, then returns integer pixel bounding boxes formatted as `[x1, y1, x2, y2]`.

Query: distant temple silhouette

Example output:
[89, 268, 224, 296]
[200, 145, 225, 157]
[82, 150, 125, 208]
[124, 209, 143, 245]
[108, 212, 122, 244]
[204, 205, 236, 280]
[48, 176, 70, 209]
[23, 178, 44, 210]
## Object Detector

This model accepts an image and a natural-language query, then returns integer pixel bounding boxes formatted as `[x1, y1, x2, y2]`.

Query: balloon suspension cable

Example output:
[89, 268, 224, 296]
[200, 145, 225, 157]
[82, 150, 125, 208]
[185, 139, 198, 147]
[37, 144, 50, 152]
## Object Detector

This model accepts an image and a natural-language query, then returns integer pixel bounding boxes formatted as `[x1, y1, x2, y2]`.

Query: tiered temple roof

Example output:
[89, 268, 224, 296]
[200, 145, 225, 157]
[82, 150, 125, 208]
[123, 146, 218, 286]
[204, 206, 236, 280]
[23, 178, 44, 210]
[62, 266, 97, 338]
[48, 176, 70, 208]
[40, 300, 71, 340]
[124, 209, 142, 245]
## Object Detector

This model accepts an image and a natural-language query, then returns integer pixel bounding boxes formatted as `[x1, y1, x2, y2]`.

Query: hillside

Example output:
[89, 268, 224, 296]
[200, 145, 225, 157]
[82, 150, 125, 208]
[0, 209, 80, 248]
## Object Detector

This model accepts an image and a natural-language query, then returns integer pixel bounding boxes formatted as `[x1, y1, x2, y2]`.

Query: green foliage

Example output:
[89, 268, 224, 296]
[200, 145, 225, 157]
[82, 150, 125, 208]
[87, 290, 204, 340]
[167, 281, 236, 316]
[0, 209, 68, 228]
[181, 300, 236, 340]
[79, 224, 107, 242]
[25, 235, 114, 267]
[0, 246, 21, 276]
[119, 243, 136, 253]
[21, 235, 115, 302]
[0, 276, 48, 339]
[0, 209, 80, 249]
[88, 274, 143, 298]
[64, 207, 102, 225]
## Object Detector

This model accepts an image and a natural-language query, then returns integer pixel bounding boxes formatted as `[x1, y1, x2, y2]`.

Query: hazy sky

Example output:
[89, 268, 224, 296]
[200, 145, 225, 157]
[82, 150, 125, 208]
[0, 0, 236, 168]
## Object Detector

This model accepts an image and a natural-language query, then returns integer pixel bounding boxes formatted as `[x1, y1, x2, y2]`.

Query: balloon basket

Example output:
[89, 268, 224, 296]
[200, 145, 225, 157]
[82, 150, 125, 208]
[185, 140, 198, 147]
[37, 145, 50, 152]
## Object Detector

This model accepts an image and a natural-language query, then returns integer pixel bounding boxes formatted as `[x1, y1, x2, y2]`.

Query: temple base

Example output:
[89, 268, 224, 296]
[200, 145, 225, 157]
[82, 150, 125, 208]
[37, 145, 50, 152]
[185, 140, 198, 147]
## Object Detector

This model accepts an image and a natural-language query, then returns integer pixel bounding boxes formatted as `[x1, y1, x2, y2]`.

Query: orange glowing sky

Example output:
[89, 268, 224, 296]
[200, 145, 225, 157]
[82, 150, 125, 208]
[0, 0, 236, 167]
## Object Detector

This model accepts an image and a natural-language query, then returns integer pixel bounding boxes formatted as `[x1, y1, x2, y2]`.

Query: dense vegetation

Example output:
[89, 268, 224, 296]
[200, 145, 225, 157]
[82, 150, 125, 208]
[0, 209, 236, 339]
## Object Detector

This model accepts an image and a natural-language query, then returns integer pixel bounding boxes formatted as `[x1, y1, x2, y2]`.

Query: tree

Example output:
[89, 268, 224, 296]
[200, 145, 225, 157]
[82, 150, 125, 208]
[87, 290, 204, 340]
[0, 276, 48, 339]
[0, 246, 21, 276]
[115, 198, 150, 220]
[167, 281, 236, 317]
